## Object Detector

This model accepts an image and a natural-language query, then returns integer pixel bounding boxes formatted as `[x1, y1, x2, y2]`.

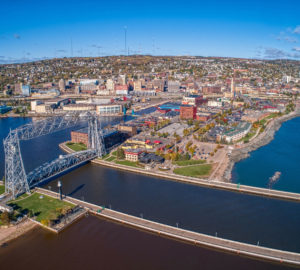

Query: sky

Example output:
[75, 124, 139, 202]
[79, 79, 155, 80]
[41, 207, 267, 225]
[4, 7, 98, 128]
[0, 0, 300, 63]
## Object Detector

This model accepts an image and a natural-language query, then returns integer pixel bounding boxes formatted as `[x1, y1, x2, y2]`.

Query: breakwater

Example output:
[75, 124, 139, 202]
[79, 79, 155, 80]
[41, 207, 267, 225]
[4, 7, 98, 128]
[35, 187, 300, 267]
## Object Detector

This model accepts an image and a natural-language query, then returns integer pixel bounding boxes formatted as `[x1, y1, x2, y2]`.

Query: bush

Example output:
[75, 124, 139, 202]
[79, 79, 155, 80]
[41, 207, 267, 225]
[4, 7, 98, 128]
[0, 211, 10, 225]
[41, 219, 50, 226]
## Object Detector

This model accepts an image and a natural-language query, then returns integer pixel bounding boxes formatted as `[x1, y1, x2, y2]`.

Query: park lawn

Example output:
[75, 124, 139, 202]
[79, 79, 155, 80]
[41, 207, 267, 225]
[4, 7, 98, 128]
[66, 142, 87, 152]
[101, 154, 110, 160]
[173, 164, 212, 178]
[173, 159, 206, 166]
[106, 156, 116, 162]
[0, 185, 5, 194]
[9, 193, 74, 222]
[115, 160, 141, 168]
[111, 150, 118, 156]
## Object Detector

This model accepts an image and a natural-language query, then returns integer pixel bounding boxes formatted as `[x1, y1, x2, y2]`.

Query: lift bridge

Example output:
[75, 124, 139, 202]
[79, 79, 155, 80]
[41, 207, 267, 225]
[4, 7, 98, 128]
[4, 111, 106, 198]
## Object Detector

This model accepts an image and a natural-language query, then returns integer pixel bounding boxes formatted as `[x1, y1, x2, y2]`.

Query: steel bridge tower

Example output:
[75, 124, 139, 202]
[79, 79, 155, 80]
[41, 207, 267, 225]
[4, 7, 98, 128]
[3, 112, 105, 198]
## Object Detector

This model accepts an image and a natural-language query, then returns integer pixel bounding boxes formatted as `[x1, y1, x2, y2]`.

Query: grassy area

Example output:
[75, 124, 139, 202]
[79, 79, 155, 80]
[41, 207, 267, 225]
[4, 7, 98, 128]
[115, 160, 142, 168]
[66, 142, 87, 152]
[101, 154, 110, 159]
[106, 156, 116, 162]
[111, 150, 117, 156]
[173, 164, 212, 178]
[173, 159, 206, 166]
[9, 193, 74, 223]
[0, 185, 5, 195]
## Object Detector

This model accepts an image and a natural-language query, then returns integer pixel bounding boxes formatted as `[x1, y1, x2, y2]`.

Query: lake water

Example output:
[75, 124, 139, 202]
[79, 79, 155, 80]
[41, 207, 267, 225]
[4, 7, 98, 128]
[0, 116, 300, 269]
[232, 117, 300, 193]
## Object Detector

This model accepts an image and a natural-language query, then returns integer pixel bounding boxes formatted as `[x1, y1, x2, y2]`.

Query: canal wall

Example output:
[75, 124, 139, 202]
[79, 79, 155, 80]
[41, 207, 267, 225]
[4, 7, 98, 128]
[35, 187, 300, 267]
[59, 142, 300, 202]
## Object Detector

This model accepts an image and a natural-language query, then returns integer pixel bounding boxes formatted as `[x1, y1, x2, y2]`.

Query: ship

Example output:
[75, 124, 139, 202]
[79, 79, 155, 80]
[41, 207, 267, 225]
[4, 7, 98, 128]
[269, 171, 281, 184]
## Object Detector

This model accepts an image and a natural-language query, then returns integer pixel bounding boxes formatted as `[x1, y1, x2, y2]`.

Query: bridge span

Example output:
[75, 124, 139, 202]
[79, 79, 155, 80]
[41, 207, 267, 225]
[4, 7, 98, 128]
[36, 187, 300, 267]
[4, 111, 106, 198]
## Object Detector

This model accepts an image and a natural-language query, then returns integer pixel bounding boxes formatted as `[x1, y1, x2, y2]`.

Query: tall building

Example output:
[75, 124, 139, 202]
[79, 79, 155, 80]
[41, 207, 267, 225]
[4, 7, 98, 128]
[14, 83, 22, 94]
[134, 80, 142, 91]
[58, 79, 66, 92]
[118, 74, 127, 85]
[168, 80, 180, 92]
[231, 78, 235, 97]
[21, 85, 31, 96]
[106, 79, 115, 92]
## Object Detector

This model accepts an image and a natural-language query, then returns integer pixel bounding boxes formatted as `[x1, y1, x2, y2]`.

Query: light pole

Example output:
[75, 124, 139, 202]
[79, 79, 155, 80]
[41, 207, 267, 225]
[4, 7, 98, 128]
[57, 180, 62, 200]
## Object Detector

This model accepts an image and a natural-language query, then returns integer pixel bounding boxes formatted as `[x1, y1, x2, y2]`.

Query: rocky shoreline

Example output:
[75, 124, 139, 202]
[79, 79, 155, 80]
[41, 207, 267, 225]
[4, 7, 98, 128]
[223, 110, 300, 182]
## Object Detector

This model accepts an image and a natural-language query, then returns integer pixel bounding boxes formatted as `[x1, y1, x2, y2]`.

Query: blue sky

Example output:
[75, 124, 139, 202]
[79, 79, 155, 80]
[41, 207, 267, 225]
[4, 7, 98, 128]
[0, 0, 300, 63]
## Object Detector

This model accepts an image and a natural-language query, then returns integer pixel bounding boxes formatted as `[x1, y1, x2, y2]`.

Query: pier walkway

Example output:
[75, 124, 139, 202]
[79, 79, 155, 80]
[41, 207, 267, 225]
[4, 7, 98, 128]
[93, 159, 300, 203]
[36, 187, 300, 267]
[60, 142, 300, 203]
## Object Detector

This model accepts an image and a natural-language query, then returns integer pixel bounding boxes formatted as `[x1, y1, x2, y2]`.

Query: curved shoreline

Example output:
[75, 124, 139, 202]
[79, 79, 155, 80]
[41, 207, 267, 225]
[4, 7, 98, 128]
[223, 110, 300, 182]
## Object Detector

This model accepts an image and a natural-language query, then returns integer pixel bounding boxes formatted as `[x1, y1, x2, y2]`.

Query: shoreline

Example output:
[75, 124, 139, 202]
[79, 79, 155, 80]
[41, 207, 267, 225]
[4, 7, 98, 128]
[59, 142, 300, 202]
[0, 219, 37, 246]
[223, 109, 300, 182]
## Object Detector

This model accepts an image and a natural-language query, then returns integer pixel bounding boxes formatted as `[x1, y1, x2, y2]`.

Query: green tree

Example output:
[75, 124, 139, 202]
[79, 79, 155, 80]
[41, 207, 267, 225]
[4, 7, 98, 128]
[116, 148, 125, 159]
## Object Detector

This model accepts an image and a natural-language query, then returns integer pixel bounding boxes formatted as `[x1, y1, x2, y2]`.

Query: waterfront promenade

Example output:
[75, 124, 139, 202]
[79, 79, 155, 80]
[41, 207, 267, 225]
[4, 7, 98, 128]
[35, 187, 300, 267]
[59, 143, 300, 203]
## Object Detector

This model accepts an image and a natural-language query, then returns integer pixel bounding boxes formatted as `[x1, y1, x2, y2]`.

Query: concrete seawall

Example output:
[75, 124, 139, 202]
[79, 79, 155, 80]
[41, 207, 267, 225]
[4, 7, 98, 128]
[35, 187, 300, 267]
[59, 142, 300, 203]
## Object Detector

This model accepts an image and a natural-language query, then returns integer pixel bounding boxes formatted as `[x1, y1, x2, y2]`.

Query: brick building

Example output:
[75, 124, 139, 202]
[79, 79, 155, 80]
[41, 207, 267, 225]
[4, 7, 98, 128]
[180, 105, 196, 120]
[71, 131, 89, 146]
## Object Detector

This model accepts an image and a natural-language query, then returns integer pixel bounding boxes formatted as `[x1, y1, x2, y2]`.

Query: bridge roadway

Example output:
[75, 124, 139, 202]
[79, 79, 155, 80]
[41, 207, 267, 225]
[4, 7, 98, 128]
[35, 187, 300, 266]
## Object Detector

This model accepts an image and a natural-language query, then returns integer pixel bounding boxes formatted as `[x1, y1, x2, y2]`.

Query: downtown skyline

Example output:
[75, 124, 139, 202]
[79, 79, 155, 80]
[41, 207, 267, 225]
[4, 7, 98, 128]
[1, 0, 300, 64]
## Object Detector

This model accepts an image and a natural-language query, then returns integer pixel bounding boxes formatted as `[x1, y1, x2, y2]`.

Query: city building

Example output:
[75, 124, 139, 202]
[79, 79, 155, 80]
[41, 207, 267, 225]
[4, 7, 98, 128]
[134, 80, 142, 91]
[117, 124, 137, 136]
[219, 122, 251, 143]
[180, 105, 197, 120]
[124, 149, 143, 162]
[71, 130, 89, 146]
[63, 104, 96, 111]
[96, 104, 122, 115]
[106, 79, 114, 92]
[58, 79, 65, 92]
[31, 100, 43, 111]
[115, 85, 128, 95]
[14, 83, 22, 94]
[21, 85, 31, 96]
[182, 95, 205, 106]
[168, 80, 181, 92]
[80, 79, 99, 85]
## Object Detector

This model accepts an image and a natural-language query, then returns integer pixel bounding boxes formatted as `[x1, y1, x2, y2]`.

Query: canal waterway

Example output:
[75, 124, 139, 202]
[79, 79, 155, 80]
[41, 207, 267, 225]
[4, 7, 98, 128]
[0, 215, 293, 270]
[0, 116, 300, 269]
[232, 116, 300, 193]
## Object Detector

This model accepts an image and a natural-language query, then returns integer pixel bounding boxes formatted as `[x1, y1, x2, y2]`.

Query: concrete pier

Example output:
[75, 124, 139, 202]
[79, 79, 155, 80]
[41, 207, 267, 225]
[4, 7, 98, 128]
[36, 187, 300, 267]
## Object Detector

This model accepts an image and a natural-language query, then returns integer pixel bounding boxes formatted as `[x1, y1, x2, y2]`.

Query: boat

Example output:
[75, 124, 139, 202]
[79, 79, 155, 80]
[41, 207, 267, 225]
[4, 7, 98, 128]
[269, 171, 281, 182]
[268, 171, 281, 188]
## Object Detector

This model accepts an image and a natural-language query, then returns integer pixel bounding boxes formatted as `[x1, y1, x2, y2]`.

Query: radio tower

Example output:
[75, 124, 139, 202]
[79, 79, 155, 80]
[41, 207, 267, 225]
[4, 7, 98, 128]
[124, 26, 127, 56]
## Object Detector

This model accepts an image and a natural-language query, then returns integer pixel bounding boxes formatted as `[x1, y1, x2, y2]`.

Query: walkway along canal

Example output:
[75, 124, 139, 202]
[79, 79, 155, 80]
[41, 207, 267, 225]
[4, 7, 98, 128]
[35, 187, 300, 267]
[60, 142, 300, 203]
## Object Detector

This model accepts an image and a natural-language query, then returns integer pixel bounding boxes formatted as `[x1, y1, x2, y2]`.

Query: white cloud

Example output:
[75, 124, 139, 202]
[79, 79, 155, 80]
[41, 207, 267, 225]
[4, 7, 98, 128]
[292, 47, 300, 52]
[294, 26, 300, 34]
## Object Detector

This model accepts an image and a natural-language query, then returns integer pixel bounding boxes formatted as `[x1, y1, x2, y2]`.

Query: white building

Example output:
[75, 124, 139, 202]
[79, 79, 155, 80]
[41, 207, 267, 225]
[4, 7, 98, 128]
[207, 100, 223, 107]
[106, 79, 115, 91]
[96, 104, 122, 115]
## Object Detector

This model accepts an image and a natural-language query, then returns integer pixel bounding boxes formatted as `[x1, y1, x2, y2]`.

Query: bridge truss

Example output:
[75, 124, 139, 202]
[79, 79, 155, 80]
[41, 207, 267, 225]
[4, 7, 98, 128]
[4, 112, 105, 198]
